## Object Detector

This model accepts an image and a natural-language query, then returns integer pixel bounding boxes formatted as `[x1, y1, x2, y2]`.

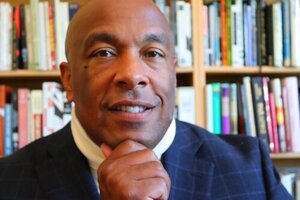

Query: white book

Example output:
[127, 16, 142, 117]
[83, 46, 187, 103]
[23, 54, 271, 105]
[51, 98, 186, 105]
[290, 0, 300, 67]
[243, 77, 256, 137]
[37, 2, 48, 70]
[0, 3, 12, 71]
[272, 2, 283, 67]
[177, 86, 196, 124]
[231, 0, 244, 67]
[176, 1, 192, 67]
[54, 0, 69, 67]
[42, 82, 64, 137]
[30, 90, 43, 143]
[205, 84, 213, 132]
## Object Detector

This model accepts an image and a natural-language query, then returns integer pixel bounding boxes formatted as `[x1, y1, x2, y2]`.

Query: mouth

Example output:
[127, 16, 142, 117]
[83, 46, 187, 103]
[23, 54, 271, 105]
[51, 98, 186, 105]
[108, 100, 155, 114]
[113, 105, 150, 113]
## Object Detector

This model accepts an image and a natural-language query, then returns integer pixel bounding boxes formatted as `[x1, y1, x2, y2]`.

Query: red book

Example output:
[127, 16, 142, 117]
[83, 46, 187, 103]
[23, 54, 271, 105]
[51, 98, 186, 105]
[0, 85, 13, 157]
[262, 77, 275, 152]
[220, 0, 228, 65]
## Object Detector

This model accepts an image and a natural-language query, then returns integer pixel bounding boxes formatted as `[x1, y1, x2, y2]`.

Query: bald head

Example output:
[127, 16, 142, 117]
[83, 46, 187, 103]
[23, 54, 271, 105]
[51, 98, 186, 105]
[65, 0, 174, 62]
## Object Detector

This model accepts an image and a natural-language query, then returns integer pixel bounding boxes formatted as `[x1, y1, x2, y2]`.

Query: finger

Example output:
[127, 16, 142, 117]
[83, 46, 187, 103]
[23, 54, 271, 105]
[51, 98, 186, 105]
[101, 143, 112, 158]
[105, 139, 148, 160]
[136, 177, 171, 200]
[123, 161, 169, 181]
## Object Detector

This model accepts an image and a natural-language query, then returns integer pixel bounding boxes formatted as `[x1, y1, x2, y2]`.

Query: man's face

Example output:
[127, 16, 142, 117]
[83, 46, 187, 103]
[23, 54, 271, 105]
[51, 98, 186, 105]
[61, 0, 177, 149]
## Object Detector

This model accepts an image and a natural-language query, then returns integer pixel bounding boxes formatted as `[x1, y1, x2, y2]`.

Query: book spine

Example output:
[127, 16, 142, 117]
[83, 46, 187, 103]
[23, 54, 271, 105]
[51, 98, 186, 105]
[262, 77, 275, 152]
[220, 0, 228, 65]
[230, 83, 238, 134]
[271, 78, 286, 152]
[206, 84, 214, 132]
[18, 88, 29, 149]
[222, 83, 230, 134]
[4, 104, 12, 156]
[251, 77, 269, 149]
[282, 0, 291, 66]
[212, 83, 221, 134]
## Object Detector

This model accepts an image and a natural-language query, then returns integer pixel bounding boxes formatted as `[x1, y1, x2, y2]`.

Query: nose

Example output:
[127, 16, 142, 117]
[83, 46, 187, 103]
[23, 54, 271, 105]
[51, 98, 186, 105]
[113, 53, 149, 90]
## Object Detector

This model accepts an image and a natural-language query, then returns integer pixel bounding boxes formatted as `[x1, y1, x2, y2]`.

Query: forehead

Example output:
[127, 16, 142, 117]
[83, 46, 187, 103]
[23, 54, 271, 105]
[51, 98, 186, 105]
[68, 0, 171, 49]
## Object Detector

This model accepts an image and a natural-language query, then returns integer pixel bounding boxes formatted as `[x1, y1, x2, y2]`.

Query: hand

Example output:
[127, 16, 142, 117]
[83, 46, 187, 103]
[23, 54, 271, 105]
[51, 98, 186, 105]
[98, 140, 171, 200]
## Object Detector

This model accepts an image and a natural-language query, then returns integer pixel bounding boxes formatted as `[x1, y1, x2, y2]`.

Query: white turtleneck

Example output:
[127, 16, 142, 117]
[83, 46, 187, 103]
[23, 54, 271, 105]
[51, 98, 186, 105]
[71, 108, 176, 189]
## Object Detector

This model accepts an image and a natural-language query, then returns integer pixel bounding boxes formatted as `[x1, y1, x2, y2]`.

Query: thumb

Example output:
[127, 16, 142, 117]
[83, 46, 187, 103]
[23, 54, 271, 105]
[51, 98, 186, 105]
[101, 143, 112, 158]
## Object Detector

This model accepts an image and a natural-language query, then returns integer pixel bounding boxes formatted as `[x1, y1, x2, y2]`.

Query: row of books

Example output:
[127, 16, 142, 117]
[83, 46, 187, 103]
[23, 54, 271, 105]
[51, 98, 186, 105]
[0, 82, 72, 157]
[206, 76, 300, 153]
[0, 0, 79, 71]
[203, 0, 300, 67]
[0, 0, 193, 71]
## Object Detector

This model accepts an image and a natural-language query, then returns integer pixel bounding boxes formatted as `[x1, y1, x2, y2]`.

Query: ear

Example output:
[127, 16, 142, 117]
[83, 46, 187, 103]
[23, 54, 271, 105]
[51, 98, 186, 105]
[173, 57, 178, 67]
[60, 62, 74, 102]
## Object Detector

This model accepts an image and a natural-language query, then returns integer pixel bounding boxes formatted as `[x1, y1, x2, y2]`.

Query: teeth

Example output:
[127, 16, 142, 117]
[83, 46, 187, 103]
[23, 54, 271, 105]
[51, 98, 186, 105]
[117, 106, 147, 113]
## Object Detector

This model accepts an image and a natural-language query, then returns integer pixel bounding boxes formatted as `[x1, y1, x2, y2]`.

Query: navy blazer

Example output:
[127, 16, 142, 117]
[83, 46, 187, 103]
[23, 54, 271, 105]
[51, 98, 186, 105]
[0, 121, 292, 200]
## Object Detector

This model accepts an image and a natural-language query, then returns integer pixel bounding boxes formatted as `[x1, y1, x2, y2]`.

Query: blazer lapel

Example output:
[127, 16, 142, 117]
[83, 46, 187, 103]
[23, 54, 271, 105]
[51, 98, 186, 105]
[34, 124, 99, 200]
[162, 122, 215, 200]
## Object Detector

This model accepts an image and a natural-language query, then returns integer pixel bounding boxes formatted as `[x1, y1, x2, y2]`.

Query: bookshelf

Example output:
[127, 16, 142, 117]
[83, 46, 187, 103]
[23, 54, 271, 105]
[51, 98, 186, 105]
[1, 0, 300, 167]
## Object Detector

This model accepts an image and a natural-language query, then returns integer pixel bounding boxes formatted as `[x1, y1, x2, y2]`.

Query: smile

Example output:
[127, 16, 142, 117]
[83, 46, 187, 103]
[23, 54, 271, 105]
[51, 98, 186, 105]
[115, 106, 148, 113]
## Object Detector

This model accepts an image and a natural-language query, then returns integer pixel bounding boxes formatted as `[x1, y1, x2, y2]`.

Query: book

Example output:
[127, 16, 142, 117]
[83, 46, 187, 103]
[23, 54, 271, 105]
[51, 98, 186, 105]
[281, 77, 300, 152]
[10, 90, 18, 153]
[205, 84, 214, 132]
[272, 2, 283, 67]
[18, 88, 30, 149]
[230, 83, 238, 134]
[0, 3, 13, 71]
[251, 77, 269, 149]
[30, 90, 43, 143]
[212, 83, 221, 134]
[42, 82, 64, 136]
[4, 104, 12, 156]
[243, 77, 256, 137]
[262, 77, 275, 152]
[175, 1, 192, 67]
[271, 78, 286, 152]
[237, 83, 246, 135]
[221, 83, 230, 134]
[0, 85, 12, 157]
[177, 86, 196, 124]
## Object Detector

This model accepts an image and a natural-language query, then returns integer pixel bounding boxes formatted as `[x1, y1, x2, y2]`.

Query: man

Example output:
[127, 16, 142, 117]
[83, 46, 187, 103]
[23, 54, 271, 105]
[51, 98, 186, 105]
[0, 0, 292, 199]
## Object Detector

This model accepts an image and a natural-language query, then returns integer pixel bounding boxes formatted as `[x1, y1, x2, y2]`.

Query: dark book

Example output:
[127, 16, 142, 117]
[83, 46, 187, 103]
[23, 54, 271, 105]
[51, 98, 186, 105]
[257, 0, 267, 65]
[265, 5, 273, 66]
[251, 76, 269, 149]
[20, 4, 28, 69]
[237, 83, 246, 135]
[11, 90, 18, 153]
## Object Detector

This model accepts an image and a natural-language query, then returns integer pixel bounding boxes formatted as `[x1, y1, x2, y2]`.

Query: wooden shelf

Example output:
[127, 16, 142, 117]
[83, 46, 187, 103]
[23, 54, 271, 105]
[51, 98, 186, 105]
[0, 70, 60, 78]
[205, 66, 300, 76]
[271, 153, 300, 159]
[205, 66, 260, 75]
[271, 153, 300, 168]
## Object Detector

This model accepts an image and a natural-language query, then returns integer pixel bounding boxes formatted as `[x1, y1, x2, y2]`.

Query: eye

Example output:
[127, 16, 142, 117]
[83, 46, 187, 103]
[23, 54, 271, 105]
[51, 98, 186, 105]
[144, 50, 164, 58]
[93, 49, 116, 57]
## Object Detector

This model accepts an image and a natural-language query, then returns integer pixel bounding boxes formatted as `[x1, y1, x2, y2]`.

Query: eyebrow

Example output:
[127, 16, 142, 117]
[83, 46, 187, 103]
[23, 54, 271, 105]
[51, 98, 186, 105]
[84, 32, 170, 50]
[141, 33, 170, 46]
[84, 32, 119, 49]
